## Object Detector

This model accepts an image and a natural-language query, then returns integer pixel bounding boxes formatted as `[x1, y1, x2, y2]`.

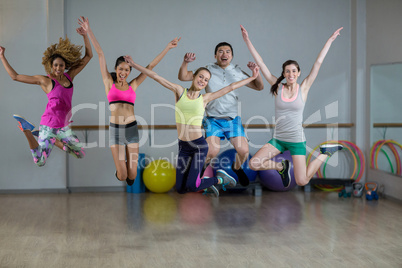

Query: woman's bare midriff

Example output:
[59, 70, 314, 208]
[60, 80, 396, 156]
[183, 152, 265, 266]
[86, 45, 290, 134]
[109, 103, 136, 124]
[176, 123, 203, 141]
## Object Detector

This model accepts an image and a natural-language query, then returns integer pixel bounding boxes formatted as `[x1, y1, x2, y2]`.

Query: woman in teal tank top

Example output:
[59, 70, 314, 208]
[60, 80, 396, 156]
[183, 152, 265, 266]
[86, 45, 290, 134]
[124, 55, 259, 196]
[241, 25, 344, 188]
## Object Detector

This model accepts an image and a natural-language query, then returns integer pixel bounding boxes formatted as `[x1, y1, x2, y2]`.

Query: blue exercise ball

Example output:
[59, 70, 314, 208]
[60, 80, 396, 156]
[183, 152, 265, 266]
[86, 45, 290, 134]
[258, 150, 297, 191]
[211, 148, 257, 183]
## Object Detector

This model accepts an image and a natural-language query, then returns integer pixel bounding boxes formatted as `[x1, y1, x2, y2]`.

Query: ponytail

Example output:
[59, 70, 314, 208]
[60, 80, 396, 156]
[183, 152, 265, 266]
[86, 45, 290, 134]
[270, 75, 284, 96]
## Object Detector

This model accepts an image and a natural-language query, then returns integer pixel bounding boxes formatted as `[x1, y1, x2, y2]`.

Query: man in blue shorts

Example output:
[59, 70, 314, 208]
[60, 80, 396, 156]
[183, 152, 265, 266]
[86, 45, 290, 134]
[178, 42, 264, 186]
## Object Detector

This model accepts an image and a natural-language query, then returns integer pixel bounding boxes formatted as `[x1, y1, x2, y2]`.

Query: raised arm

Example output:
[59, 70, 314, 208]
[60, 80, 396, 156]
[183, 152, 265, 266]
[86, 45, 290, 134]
[131, 37, 181, 88]
[67, 22, 93, 80]
[241, 25, 277, 86]
[124, 55, 184, 99]
[0, 46, 50, 89]
[204, 64, 260, 103]
[302, 27, 343, 93]
[178, 53, 196, 81]
[245, 62, 264, 91]
[78, 16, 112, 89]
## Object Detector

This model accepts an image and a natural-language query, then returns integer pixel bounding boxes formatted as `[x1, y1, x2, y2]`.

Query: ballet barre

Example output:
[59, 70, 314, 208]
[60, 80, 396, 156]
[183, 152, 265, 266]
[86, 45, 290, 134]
[72, 123, 354, 144]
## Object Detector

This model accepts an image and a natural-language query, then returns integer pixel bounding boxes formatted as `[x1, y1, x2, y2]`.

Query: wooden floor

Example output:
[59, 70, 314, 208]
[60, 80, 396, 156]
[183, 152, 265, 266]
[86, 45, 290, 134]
[0, 189, 401, 267]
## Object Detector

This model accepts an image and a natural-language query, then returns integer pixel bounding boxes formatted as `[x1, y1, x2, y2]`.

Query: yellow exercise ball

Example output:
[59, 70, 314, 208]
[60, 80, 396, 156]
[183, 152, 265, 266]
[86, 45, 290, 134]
[143, 159, 176, 193]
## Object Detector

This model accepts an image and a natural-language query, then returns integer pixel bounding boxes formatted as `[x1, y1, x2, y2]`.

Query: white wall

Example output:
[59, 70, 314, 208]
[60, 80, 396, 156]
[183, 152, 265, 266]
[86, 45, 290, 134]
[370, 64, 402, 124]
[366, 0, 402, 201]
[65, 0, 351, 126]
[0, 0, 354, 191]
[0, 0, 67, 191]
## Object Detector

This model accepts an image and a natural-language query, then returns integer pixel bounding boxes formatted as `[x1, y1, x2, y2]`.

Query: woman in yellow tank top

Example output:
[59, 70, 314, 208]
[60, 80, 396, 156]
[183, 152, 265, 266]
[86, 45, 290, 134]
[124, 55, 259, 196]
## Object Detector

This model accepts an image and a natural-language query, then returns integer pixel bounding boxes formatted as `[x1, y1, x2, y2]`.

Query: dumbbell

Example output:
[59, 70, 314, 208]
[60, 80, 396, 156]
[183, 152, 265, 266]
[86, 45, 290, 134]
[365, 182, 379, 201]
[352, 182, 364, 197]
[338, 189, 351, 198]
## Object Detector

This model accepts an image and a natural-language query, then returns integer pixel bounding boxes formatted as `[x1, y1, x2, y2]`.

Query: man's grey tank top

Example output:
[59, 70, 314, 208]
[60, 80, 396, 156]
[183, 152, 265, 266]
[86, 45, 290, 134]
[273, 84, 306, 142]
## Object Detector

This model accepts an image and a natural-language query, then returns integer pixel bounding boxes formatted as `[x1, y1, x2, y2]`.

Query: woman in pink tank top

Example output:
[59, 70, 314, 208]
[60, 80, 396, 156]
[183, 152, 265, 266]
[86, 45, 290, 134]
[0, 16, 92, 167]
[79, 17, 180, 186]
[241, 25, 344, 188]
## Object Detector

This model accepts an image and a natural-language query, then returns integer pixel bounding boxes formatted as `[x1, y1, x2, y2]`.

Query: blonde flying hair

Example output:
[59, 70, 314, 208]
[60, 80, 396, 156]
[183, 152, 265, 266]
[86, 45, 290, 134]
[42, 37, 83, 74]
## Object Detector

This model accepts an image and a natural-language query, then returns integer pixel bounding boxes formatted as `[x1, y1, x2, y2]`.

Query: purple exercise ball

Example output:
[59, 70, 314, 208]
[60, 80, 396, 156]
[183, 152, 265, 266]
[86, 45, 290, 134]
[258, 150, 297, 191]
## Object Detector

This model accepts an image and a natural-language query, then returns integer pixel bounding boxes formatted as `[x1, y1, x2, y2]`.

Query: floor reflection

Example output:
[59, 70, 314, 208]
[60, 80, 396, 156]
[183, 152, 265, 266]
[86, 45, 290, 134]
[214, 198, 259, 232]
[1, 190, 401, 267]
[260, 192, 302, 232]
[126, 194, 144, 231]
[126, 191, 304, 232]
[178, 193, 213, 226]
[142, 193, 177, 225]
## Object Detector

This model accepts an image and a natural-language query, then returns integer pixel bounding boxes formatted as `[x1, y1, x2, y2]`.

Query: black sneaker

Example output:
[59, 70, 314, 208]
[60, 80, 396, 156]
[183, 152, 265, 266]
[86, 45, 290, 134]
[126, 178, 134, 186]
[216, 169, 237, 190]
[231, 163, 249, 186]
[320, 144, 344, 157]
[278, 160, 291, 188]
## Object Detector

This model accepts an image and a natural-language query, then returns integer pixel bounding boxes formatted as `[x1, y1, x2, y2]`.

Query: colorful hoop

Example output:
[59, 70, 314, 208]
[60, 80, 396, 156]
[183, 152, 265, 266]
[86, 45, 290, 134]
[370, 140, 402, 176]
[306, 140, 365, 191]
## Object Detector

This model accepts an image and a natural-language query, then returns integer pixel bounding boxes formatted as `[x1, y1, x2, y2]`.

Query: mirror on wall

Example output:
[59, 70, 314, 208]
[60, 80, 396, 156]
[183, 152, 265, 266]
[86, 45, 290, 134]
[370, 63, 402, 176]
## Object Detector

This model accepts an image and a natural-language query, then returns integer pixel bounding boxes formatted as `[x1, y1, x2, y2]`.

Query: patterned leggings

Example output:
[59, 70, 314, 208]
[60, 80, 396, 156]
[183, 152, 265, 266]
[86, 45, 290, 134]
[31, 125, 85, 167]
